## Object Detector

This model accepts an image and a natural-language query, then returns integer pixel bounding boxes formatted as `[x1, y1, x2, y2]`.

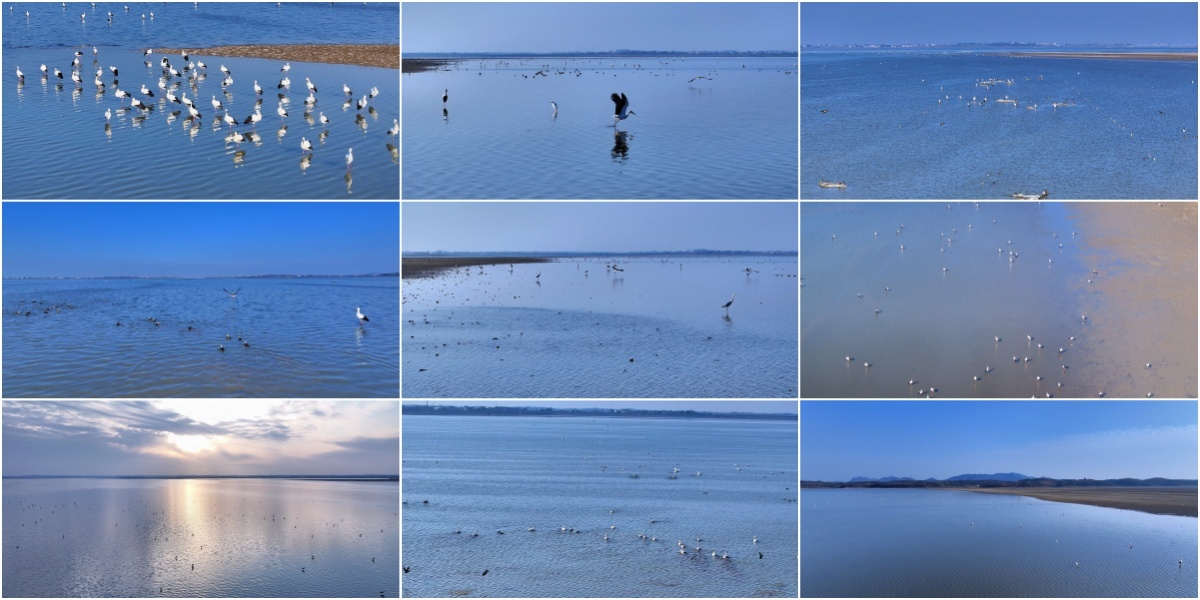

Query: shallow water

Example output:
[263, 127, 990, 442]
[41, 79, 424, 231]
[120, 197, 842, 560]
[3, 277, 399, 397]
[402, 415, 798, 598]
[2, 478, 399, 598]
[402, 57, 797, 199]
[802, 488, 1197, 597]
[2, 2, 399, 199]
[402, 257, 798, 397]
[801, 202, 1126, 398]
[801, 50, 1198, 199]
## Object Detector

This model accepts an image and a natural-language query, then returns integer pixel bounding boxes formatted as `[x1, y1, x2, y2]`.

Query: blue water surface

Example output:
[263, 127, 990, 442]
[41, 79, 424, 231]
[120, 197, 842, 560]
[801, 50, 1198, 199]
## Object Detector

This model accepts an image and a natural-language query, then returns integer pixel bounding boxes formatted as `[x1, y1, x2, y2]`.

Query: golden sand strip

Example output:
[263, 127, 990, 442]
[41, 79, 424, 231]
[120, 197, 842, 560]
[967, 487, 1197, 517]
[1001, 52, 1197, 62]
[403, 257, 552, 279]
[156, 44, 399, 69]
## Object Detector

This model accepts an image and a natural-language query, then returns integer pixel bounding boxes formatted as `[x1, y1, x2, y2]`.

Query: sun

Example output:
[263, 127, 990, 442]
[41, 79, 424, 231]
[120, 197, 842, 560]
[167, 433, 215, 454]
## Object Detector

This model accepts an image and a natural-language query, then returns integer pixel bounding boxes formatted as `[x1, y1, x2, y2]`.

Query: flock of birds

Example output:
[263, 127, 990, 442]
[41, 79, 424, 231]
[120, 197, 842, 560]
[17, 43, 397, 173]
[7, 492, 394, 597]
[813, 202, 1170, 398]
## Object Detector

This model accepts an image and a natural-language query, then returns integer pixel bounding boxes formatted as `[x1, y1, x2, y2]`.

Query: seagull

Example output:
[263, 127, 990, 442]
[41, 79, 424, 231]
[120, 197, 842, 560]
[721, 293, 735, 315]
[356, 307, 369, 325]
[610, 92, 635, 126]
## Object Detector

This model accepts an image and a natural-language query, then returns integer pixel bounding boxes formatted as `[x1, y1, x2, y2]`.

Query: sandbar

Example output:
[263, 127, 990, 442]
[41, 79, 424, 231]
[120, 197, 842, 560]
[402, 58, 457, 73]
[966, 487, 1197, 517]
[1000, 52, 1198, 62]
[1068, 202, 1198, 397]
[403, 257, 552, 279]
[156, 44, 399, 69]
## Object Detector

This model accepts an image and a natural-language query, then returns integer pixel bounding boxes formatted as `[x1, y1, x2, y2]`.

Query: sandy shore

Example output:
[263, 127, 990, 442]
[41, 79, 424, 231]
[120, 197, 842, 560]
[157, 44, 399, 69]
[1001, 52, 1198, 62]
[967, 487, 1197, 517]
[402, 58, 458, 73]
[1067, 202, 1197, 397]
[403, 257, 551, 279]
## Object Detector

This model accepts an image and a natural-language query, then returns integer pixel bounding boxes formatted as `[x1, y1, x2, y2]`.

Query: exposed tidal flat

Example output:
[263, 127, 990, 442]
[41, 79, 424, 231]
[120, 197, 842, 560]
[402, 415, 798, 597]
[800, 202, 1197, 398]
[802, 488, 1197, 597]
[2, 277, 399, 397]
[2, 2, 399, 199]
[402, 256, 798, 397]
[967, 487, 1198, 517]
[2, 477, 399, 598]
[801, 49, 1198, 198]
[402, 56, 797, 199]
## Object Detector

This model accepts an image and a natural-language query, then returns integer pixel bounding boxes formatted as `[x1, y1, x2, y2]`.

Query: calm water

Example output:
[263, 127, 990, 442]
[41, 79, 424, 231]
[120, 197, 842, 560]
[402, 415, 798, 597]
[403, 57, 797, 199]
[2, 478, 399, 598]
[402, 257, 798, 397]
[802, 488, 1197, 597]
[2, 2, 399, 199]
[801, 50, 1198, 198]
[800, 202, 1167, 398]
[3, 277, 399, 397]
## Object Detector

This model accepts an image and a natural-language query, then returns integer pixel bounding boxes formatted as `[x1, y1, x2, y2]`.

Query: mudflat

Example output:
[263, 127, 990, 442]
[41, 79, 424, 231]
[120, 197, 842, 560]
[157, 44, 400, 69]
[403, 257, 551, 279]
[968, 487, 1197, 517]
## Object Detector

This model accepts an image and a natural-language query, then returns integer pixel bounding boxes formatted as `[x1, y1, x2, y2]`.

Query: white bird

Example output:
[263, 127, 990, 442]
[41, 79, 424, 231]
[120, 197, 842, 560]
[243, 108, 263, 127]
[318, 112, 329, 126]
[345, 147, 354, 170]
[387, 119, 398, 137]
[721, 293, 735, 315]
[71, 70, 82, 85]
[166, 91, 179, 104]
[40, 64, 48, 76]
[253, 80, 262, 95]
[356, 95, 368, 111]
[551, 101, 558, 114]
[222, 112, 236, 129]
[369, 86, 378, 98]
[114, 88, 130, 103]
[300, 137, 312, 153]
[305, 77, 317, 93]
[278, 76, 290, 89]
[54, 67, 63, 79]
[187, 104, 201, 119]
[15, 66, 24, 81]
[356, 307, 369, 325]
[180, 93, 193, 107]
[144, 48, 153, 56]
[130, 97, 146, 110]
[277, 102, 288, 119]
[281, 62, 290, 73]
[104, 108, 111, 121]
[343, 83, 352, 96]
[610, 92, 635, 126]
[211, 95, 224, 111]
[140, 84, 154, 97]
[220, 64, 231, 76]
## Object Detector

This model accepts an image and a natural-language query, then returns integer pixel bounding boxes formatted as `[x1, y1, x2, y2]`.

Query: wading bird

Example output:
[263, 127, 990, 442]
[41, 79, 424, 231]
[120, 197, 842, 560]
[356, 306, 369, 326]
[721, 294, 735, 316]
[611, 92, 635, 126]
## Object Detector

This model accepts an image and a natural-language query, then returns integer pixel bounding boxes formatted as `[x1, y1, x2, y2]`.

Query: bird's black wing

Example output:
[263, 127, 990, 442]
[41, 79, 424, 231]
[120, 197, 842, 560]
[611, 92, 624, 115]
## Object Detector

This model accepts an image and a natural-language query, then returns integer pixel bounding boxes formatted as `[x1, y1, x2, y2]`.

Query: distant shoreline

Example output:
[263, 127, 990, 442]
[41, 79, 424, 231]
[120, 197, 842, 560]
[157, 44, 399, 69]
[5, 475, 399, 481]
[964, 486, 1197, 517]
[998, 51, 1198, 62]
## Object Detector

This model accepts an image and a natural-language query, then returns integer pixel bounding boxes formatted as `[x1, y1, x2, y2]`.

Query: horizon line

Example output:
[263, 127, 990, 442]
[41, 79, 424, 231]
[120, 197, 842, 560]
[4, 474, 399, 479]
[3, 273, 399, 281]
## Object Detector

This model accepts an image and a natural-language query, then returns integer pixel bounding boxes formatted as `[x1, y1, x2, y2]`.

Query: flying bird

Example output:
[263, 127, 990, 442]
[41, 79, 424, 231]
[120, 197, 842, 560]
[610, 92, 635, 126]
[223, 288, 241, 298]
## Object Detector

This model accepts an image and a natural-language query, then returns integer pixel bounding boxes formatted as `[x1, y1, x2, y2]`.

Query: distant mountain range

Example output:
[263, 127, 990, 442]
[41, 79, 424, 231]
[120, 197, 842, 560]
[850, 473, 1033, 483]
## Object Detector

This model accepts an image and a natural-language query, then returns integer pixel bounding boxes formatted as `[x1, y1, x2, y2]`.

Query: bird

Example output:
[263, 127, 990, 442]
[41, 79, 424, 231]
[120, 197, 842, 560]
[211, 95, 224, 111]
[305, 77, 317, 93]
[278, 76, 290, 89]
[277, 102, 288, 119]
[187, 105, 201, 120]
[281, 62, 290, 73]
[223, 288, 241, 298]
[442, 88, 448, 103]
[356, 95, 368, 111]
[481, 569, 488, 576]
[220, 64, 231, 76]
[40, 64, 47, 76]
[369, 86, 379, 98]
[610, 92, 635, 126]
[721, 294, 735, 315]
[243, 108, 262, 128]
[300, 137, 312, 153]
[345, 147, 354, 171]
[54, 68, 63, 79]
[343, 83, 352, 96]
[15, 66, 23, 81]
[219, 344, 224, 352]
[388, 119, 399, 137]
[319, 112, 330, 126]
[403, 566, 410, 573]
[223, 112, 237, 129]
[356, 306, 369, 326]
[114, 88, 130, 103]
[551, 101, 558, 114]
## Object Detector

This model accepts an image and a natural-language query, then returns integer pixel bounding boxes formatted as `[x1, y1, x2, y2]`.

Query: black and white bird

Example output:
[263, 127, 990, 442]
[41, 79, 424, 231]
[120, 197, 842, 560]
[280, 62, 290, 73]
[318, 112, 329, 126]
[345, 147, 354, 171]
[276, 102, 288, 119]
[356, 95, 368, 111]
[721, 293, 735, 315]
[141, 84, 155, 97]
[278, 76, 290, 89]
[15, 66, 23, 81]
[442, 88, 447, 103]
[300, 137, 312, 153]
[253, 80, 262, 95]
[54, 67, 63, 79]
[243, 108, 262, 127]
[343, 83, 352, 96]
[356, 307, 369, 325]
[305, 77, 317, 93]
[211, 95, 223, 111]
[223, 288, 241, 298]
[610, 92, 635, 126]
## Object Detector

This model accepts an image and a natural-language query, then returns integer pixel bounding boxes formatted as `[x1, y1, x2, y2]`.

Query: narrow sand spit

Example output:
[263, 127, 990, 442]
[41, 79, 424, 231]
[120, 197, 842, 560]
[1000, 52, 1198, 62]
[403, 257, 552, 279]
[1067, 202, 1197, 398]
[157, 44, 399, 69]
[966, 487, 1197, 517]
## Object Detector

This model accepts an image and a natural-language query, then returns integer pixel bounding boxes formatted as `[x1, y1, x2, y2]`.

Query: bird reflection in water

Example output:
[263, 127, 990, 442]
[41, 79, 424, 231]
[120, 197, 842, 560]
[345, 171, 353, 194]
[611, 130, 630, 160]
[386, 143, 398, 164]
[300, 153, 313, 173]
[443, 107, 449, 124]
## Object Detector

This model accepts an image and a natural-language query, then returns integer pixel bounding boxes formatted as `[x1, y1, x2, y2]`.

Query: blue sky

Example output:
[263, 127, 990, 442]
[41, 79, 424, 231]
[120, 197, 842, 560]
[2, 401, 399, 476]
[3, 203, 399, 278]
[403, 401, 796, 414]
[802, 401, 1197, 481]
[403, 3, 798, 53]
[801, 3, 1198, 46]
[402, 202, 797, 253]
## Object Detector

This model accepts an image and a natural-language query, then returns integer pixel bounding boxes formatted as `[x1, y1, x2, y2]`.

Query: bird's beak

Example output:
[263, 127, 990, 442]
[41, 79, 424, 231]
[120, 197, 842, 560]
[629, 111, 636, 116]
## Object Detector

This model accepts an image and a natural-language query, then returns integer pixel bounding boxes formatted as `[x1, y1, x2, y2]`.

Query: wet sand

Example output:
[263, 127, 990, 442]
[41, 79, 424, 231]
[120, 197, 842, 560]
[1068, 202, 1197, 398]
[157, 44, 399, 69]
[1001, 52, 1198, 62]
[967, 487, 1197, 517]
[403, 257, 552, 279]
[402, 58, 457, 73]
